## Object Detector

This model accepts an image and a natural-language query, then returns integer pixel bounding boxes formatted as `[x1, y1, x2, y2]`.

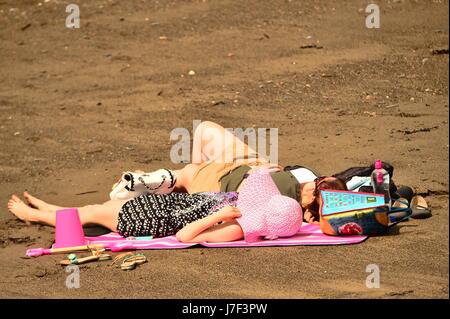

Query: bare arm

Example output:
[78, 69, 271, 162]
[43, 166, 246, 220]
[176, 206, 244, 243]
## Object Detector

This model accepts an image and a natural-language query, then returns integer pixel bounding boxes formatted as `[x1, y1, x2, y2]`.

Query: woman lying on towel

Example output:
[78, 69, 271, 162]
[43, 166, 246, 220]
[7, 169, 345, 243]
[8, 120, 347, 239]
[107, 120, 347, 223]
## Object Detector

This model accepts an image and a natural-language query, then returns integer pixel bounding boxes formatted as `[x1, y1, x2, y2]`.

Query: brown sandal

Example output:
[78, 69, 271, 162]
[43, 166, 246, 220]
[410, 195, 432, 219]
[112, 252, 147, 271]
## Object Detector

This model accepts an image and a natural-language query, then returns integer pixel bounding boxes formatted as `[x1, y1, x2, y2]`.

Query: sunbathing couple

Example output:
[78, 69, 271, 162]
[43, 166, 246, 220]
[8, 121, 347, 243]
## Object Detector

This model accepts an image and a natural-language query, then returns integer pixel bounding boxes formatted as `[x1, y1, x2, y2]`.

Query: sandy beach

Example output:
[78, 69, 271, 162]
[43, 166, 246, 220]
[0, 0, 448, 298]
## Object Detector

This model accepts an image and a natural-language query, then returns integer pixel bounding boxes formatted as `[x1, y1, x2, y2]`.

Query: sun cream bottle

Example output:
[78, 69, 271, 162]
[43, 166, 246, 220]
[371, 160, 391, 208]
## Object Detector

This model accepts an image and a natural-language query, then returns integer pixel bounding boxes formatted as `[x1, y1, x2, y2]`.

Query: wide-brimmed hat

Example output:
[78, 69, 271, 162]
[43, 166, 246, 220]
[236, 168, 303, 242]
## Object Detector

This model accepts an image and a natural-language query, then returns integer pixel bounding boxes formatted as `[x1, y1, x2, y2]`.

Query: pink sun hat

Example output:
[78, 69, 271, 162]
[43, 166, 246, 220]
[236, 168, 303, 242]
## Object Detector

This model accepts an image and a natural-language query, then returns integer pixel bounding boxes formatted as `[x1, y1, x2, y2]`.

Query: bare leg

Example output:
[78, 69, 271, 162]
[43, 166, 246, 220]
[136, 121, 265, 193]
[8, 195, 125, 232]
[174, 121, 271, 192]
[191, 121, 261, 163]
[23, 191, 66, 211]
[172, 164, 199, 192]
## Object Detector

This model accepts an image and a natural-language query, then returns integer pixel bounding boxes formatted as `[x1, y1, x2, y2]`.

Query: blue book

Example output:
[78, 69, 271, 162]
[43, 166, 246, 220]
[320, 190, 385, 216]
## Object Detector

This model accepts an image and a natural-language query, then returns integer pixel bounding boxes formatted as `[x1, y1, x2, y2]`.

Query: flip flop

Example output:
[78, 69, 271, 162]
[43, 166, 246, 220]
[410, 195, 432, 219]
[389, 198, 412, 222]
[60, 252, 111, 265]
[112, 252, 147, 271]
[392, 197, 409, 208]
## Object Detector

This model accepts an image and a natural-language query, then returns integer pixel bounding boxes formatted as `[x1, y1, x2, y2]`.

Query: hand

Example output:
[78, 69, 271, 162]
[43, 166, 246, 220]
[216, 206, 242, 223]
[304, 209, 320, 224]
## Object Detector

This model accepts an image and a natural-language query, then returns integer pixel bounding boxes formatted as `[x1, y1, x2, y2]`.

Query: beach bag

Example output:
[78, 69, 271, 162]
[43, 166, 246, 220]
[110, 169, 177, 200]
[332, 162, 398, 196]
[319, 190, 410, 236]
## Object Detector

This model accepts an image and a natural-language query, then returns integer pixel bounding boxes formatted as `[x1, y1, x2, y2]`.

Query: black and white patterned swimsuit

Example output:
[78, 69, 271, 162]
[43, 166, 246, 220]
[117, 192, 238, 238]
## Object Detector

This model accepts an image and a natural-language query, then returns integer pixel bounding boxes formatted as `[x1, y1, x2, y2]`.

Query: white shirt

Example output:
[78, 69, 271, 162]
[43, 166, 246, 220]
[290, 167, 318, 184]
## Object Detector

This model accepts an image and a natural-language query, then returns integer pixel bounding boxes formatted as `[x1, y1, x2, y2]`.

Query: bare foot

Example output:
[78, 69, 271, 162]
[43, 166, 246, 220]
[8, 195, 41, 224]
[23, 191, 62, 212]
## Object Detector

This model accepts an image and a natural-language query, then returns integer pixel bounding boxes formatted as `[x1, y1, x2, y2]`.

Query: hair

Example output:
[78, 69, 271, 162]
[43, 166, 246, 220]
[306, 176, 348, 218]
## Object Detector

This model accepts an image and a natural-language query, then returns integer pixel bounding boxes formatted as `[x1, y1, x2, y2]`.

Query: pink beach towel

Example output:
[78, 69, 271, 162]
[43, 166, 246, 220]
[85, 224, 367, 251]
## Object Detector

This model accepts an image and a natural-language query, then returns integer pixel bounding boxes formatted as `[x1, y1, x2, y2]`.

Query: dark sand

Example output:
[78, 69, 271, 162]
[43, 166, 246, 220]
[0, 0, 448, 298]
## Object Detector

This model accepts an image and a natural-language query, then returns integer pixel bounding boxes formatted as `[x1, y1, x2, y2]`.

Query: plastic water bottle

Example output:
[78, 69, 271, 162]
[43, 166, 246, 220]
[371, 160, 391, 208]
